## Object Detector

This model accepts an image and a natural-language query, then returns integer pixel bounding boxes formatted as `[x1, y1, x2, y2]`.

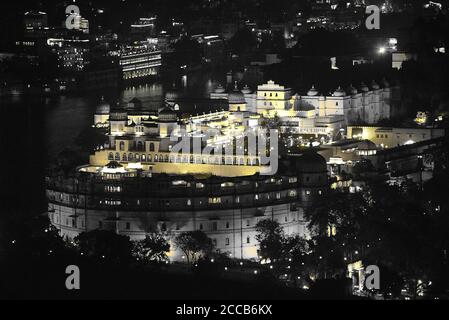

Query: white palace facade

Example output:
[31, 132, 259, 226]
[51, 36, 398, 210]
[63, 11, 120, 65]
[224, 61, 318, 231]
[211, 79, 397, 138]
[47, 93, 330, 261]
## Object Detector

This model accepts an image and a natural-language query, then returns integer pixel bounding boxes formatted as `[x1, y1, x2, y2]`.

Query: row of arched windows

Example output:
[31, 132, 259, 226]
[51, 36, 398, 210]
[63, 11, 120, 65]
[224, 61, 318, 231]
[108, 152, 261, 166]
[118, 141, 155, 152]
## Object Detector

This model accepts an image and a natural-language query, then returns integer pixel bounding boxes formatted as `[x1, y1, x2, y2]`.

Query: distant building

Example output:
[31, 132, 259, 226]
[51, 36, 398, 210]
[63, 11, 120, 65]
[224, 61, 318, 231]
[118, 44, 162, 80]
[347, 126, 445, 148]
[392, 52, 417, 69]
[211, 79, 397, 134]
[24, 10, 48, 31]
[47, 98, 330, 260]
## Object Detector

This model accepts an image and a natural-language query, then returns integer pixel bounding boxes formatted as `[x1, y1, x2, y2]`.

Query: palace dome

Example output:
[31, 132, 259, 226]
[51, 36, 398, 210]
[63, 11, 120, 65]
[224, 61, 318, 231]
[214, 83, 226, 93]
[360, 82, 369, 92]
[158, 106, 177, 122]
[241, 84, 252, 94]
[228, 87, 246, 105]
[357, 140, 377, 151]
[333, 86, 346, 97]
[307, 85, 318, 96]
[109, 104, 127, 121]
[106, 161, 123, 169]
[96, 97, 110, 115]
[347, 84, 358, 95]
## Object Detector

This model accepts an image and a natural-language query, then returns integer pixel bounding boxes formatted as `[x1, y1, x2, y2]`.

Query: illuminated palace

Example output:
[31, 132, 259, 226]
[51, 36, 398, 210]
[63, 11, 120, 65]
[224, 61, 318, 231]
[46, 82, 335, 261]
[211, 79, 397, 136]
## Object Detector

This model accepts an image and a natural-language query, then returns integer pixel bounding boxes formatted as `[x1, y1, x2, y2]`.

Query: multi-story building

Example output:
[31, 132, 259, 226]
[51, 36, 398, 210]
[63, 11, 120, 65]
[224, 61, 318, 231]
[118, 44, 162, 80]
[347, 126, 445, 148]
[47, 96, 329, 261]
[211, 80, 398, 140]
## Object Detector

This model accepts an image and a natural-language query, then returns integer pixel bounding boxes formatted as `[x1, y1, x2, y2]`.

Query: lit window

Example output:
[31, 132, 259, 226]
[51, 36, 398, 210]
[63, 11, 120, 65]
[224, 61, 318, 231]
[208, 197, 221, 204]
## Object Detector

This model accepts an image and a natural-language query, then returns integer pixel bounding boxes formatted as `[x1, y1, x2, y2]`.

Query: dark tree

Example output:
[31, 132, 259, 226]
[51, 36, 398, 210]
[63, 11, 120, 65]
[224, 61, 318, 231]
[255, 219, 285, 262]
[174, 231, 213, 264]
[133, 234, 170, 263]
[75, 230, 133, 264]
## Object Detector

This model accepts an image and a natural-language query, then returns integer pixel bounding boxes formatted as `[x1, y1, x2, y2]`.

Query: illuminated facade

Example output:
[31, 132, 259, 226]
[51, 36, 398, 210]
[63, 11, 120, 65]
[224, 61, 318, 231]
[211, 80, 396, 139]
[47, 97, 330, 261]
[119, 44, 162, 80]
[347, 126, 445, 148]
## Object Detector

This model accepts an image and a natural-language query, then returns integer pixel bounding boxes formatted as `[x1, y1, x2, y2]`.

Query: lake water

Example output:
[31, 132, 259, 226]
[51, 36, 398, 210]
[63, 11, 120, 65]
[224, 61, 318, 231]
[1, 72, 230, 215]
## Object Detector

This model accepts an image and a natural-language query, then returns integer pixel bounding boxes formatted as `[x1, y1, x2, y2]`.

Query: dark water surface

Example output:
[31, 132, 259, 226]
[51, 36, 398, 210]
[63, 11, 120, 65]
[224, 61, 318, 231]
[1, 73, 228, 217]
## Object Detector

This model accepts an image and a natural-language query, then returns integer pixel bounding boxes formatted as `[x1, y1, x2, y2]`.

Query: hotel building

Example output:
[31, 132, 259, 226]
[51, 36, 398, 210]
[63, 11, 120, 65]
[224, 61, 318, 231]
[118, 44, 162, 80]
[47, 94, 329, 261]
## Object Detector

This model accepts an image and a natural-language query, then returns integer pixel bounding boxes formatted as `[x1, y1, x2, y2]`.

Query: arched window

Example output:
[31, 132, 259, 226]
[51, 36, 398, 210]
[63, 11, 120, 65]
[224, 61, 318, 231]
[128, 153, 133, 161]
[149, 143, 155, 152]
[115, 153, 120, 161]
[148, 155, 152, 162]
[135, 154, 140, 161]
[137, 141, 143, 151]
[119, 141, 125, 151]
[159, 154, 164, 162]
[122, 154, 127, 161]
[165, 155, 169, 162]
[108, 152, 114, 160]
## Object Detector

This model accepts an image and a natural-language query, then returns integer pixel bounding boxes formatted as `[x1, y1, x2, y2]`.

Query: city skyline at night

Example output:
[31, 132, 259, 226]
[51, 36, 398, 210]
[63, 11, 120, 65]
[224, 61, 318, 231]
[1, 0, 449, 306]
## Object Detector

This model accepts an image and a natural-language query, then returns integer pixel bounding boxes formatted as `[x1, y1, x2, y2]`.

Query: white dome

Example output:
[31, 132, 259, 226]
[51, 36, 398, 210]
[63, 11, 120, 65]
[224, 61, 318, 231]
[333, 86, 346, 97]
[360, 82, 369, 92]
[348, 84, 358, 95]
[96, 97, 110, 115]
[307, 85, 318, 96]
[241, 84, 252, 94]
[214, 84, 226, 93]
